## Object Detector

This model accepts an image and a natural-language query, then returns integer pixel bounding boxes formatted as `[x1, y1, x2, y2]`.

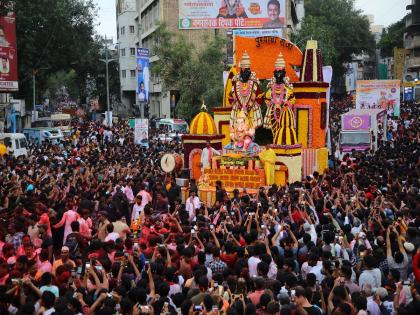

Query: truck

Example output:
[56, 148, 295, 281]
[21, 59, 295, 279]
[156, 119, 189, 142]
[0, 133, 28, 157]
[23, 127, 64, 145]
[32, 113, 73, 137]
[338, 108, 387, 159]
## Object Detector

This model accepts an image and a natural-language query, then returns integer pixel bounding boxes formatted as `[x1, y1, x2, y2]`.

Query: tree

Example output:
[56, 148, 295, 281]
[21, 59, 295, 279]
[378, 18, 405, 58]
[293, 0, 375, 80]
[153, 25, 225, 120]
[13, 0, 118, 109]
[292, 16, 337, 66]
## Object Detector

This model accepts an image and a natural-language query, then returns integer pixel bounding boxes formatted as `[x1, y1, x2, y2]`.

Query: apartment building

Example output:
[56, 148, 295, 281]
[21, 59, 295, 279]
[117, 0, 303, 118]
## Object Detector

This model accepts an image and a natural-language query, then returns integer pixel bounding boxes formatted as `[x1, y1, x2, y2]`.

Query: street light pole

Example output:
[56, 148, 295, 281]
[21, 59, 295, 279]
[32, 67, 49, 114]
[32, 70, 36, 112]
[99, 35, 115, 127]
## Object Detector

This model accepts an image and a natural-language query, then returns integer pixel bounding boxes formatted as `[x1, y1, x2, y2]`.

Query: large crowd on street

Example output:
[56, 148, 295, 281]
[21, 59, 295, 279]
[0, 99, 418, 315]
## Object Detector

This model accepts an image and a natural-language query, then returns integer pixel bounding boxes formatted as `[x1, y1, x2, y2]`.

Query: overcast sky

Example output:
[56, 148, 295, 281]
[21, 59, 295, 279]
[94, 0, 411, 41]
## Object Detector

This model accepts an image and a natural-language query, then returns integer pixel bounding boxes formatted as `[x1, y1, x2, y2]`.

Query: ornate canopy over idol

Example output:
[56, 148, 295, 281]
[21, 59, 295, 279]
[189, 103, 218, 136]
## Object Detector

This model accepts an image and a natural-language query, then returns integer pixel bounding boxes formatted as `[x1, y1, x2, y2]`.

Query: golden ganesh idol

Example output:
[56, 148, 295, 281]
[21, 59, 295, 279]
[230, 110, 255, 151]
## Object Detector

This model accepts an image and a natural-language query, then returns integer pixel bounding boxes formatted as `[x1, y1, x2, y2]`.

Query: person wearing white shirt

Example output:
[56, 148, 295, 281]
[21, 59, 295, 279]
[201, 140, 220, 170]
[303, 223, 317, 244]
[359, 255, 382, 290]
[300, 253, 323, 281]
[248, 246, 263, 278]
[131, 195, 144, 222]
[186, 190, 201, 222]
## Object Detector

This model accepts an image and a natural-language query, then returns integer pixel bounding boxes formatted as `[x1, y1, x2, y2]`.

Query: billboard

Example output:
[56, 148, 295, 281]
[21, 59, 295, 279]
[342, 115, 371, 130]
[0, 12, 18, 91]
[356, 80, 401, 117]
[179, 0, 286, 29]
[137, 48, 150, 104]
[134, 118, 148, 146]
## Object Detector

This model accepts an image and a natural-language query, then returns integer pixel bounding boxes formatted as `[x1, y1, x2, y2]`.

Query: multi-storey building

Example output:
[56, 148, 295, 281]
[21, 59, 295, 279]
[404, 0, 420, 80]
[116, 0, 139, 112]
[117, 0, 303, 118]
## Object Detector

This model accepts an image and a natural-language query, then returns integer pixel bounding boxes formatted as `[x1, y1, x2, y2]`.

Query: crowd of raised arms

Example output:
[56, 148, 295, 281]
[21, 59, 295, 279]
[0, 99, 418, 315]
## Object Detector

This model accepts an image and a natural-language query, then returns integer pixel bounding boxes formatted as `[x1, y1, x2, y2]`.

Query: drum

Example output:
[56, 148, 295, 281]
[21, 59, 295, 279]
[161, 153, 183, 173]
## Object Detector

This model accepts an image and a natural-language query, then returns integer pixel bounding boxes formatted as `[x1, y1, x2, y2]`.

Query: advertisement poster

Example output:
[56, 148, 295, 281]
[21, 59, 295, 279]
[404, 85, 414, 102]
[345, 62, 358, 92]
[342, 115, 371, 130]
[134, 118, 149, 146]
[356, 80, 401, 117]
[137, 48, 150, 104]
[179, 0, 286, 29]
[0, 12, 18, 91]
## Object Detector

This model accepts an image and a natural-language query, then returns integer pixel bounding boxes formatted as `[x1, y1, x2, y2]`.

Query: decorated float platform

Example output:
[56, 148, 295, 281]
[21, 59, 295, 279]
[176, 38, 331, 205]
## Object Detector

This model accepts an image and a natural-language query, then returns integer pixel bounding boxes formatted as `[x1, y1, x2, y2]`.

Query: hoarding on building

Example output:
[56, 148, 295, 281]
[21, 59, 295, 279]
[0, 12, 18, 91]
[137, 48, 150, 104]
[356, 80, 401, 117]
[179, 0, 286, 29]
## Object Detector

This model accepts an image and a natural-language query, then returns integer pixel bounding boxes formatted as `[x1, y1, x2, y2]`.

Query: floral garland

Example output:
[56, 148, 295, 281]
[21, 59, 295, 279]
[233, 74, 259, 112]
[269, 78, 294, 122]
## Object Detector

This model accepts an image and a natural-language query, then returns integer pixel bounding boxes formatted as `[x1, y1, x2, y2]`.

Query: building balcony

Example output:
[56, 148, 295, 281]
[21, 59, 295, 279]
[406, 56, 420, 69]
[406, 14, 420, 30]
[404, 35, 420, 49]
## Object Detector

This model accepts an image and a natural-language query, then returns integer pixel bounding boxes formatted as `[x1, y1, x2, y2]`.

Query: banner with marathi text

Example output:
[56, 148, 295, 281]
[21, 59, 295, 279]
[356, 80, 401, 117]
[179, 0, 286, 29]
[234, 34, 302, 80]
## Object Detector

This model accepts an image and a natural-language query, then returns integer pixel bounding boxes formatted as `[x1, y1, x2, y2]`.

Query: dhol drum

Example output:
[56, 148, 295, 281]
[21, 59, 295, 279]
[160, 153, 183, 173]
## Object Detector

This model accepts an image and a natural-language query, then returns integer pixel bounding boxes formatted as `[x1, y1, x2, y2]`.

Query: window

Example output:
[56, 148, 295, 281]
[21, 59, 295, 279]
[121, 26, 125, 35]
[120, 48, 126, 57]
[19, 138, 27, 148]
[130, 48, 135, 56]
[122, 70, 126, 78]
[130, 25, 135, 33]
[130, 70, 136, 77]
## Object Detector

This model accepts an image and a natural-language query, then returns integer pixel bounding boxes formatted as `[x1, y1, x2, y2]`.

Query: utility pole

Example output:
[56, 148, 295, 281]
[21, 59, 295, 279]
[32, 70, 36, 112]
[32, 67, 49, 113]
[99, 35, 115, 126]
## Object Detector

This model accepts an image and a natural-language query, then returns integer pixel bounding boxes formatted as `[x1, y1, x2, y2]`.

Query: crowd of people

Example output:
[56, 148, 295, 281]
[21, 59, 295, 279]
[0, 100, 418, 315]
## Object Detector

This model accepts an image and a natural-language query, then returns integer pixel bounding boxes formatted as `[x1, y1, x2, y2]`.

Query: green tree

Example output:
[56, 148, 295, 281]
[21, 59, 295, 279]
[377, 18, 405, 58]
[153, 25, 225, 120]
[12, 0, 116, 108]
[292, 16, 337, 66]
[294, 0, 375, 80]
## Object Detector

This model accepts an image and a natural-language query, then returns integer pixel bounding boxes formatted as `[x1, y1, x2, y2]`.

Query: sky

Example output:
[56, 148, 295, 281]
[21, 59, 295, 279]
[94, 0, 117, 40]
[354, 0, 411, 27]
[94, 0, 411, 41]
